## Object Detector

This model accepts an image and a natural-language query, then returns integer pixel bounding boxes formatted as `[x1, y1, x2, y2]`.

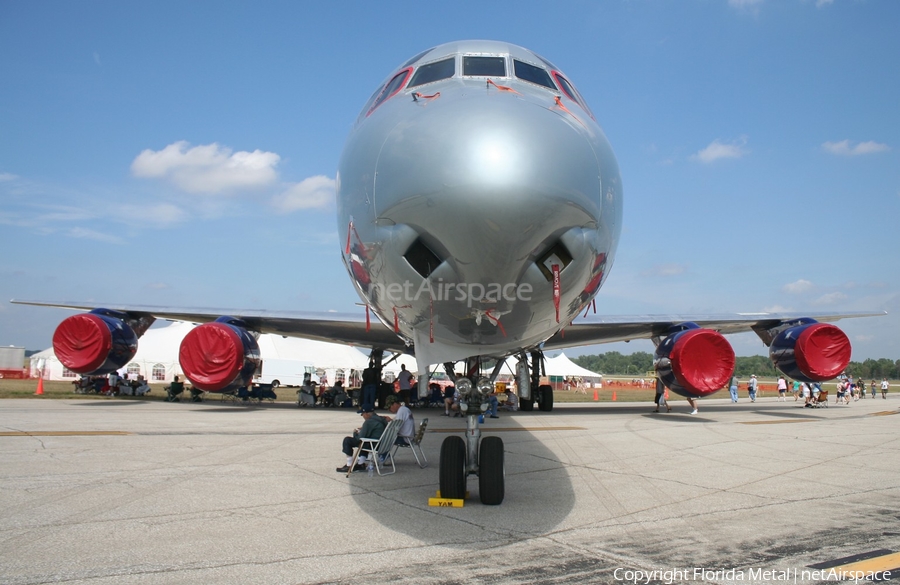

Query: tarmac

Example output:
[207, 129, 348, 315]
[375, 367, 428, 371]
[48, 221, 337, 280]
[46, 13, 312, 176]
[1, 394, 898, 585]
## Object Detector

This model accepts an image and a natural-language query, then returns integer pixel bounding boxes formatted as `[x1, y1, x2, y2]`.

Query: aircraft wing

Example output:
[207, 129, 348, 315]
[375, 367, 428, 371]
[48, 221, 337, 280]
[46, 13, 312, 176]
[10, 299, 409, 353]
[10, 300, 885, 357]
[542, 311, 886, 351]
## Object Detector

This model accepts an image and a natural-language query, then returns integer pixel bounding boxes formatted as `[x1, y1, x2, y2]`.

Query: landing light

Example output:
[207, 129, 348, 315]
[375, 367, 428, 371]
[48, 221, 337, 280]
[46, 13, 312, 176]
[477, 377, 494, 396]
[456, 377, 473, 396]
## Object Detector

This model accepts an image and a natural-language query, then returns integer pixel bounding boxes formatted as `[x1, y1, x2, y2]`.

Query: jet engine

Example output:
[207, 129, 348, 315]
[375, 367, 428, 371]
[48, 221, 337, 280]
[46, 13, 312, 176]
[52, 309, 140, 375]
[178, 317, 261, 392]
[655, 323, 735, 398]
[768, 319, 850, 383]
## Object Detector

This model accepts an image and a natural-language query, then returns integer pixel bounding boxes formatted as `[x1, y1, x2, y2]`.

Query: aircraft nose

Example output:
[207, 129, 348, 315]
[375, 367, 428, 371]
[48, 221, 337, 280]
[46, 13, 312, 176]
[373, 93, 603, 278]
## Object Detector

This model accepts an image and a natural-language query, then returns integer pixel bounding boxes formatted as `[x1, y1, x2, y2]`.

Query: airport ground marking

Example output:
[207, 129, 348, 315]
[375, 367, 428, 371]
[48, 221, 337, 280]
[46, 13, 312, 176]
[428, 426, 585, 433]
[870, 410, 900, 417]
[738, 420, 816, 425]
[821, 550, 900, 576]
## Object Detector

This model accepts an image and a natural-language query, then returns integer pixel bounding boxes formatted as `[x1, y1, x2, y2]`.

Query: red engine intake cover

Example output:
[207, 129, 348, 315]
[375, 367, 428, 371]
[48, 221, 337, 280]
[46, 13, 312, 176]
[669, 328, 735, 396]
[794, 323, 851, 380]
[179, 323, 245, 392]
[52, 313, 112, 373]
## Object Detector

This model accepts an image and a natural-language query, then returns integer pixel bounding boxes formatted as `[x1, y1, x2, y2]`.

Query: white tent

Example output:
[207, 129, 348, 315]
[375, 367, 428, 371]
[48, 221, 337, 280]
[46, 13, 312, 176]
[31, 321, 372, 385]
[543, 353, 603, 379]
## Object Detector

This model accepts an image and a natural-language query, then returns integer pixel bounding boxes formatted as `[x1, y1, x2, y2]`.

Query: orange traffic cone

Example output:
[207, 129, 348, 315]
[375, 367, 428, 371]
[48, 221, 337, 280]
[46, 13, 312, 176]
[35, 377, 44, 396]
[593, 388, 599, 401]
[612, 390, 617, 401]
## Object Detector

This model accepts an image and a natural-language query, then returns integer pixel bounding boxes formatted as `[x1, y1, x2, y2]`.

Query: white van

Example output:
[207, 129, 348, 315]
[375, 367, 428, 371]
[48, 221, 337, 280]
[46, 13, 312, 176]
[254, 359, 315, 388]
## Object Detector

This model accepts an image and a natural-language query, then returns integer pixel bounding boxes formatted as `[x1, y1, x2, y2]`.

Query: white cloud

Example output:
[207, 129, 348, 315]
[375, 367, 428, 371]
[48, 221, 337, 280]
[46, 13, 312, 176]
[691, 137, 748, 163]
[783, 279, 814, 294]
[116, 203, 188, 228]
[815, 0, 834, 7]
[812, 292, 848, 305]
[67, 227, 124, 244]
[762, 305, 793, 313]
[131, 141, 280, 194]
[642, 263, 688, 277]
[821, 140, 890, 156]
[0, 172, 18, 182]
[271, 175, 335, 212]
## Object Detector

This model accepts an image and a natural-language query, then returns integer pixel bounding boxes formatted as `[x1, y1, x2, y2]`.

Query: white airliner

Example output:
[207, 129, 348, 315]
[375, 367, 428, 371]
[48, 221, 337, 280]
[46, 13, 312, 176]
[13, 40, 883, 505]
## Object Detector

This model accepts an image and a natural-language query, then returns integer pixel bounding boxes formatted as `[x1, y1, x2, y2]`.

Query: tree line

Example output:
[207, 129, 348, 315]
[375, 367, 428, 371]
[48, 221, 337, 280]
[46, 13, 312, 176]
[571, 352, 900, 380]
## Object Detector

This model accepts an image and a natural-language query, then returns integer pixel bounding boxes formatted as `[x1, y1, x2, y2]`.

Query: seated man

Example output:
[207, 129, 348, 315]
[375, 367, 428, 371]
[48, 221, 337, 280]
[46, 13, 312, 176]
[133, 376, 151, 396]
[337, 406, 386, 473]
[298, 381, 317, 407]
[165, 376, 185, 402]
[443, 384, 457, 416]
[499, 389, 519, 411]
[385, 395, 415, 445]
[330, 380, 348, 407]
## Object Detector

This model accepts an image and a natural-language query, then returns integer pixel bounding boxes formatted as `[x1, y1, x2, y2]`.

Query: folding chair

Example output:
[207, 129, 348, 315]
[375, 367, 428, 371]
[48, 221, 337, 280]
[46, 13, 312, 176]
[393, 418, 428, 468]
[347, 419, 401, 477]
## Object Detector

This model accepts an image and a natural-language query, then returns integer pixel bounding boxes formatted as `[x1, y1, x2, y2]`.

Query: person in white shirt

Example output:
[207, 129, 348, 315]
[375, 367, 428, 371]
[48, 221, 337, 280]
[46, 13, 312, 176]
[385, 395, 415, 443]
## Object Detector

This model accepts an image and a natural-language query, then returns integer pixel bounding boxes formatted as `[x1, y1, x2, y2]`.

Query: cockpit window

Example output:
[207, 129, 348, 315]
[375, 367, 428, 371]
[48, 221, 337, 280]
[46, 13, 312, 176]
[367, 67, 412, 116]
[463, 56, 506, 77]
[552, 71, 595, 119]
[409, 57, 455, 88]
[514, 59, 556, 90]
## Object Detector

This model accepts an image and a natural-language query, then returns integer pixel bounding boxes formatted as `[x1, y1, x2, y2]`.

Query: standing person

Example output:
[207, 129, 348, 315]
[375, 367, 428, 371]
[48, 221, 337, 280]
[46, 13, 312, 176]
[360, 362, 380, 413]
[653, 378, 671, 413]
[792, 379, 801, 402]
[686, 396, 698, 415]
[801, 382, 811, 405]
[881, 378, 890, 399]
[397, 364, 414, 405]
[748, 375, 758, 403]
[777, 376, 788, 402]
[729, 375, 739, 403]
[870, 379, 877, 399]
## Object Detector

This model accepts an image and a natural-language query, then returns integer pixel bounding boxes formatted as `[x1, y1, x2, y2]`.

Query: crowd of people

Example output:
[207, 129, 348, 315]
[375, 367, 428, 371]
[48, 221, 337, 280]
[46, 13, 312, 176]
[72, 372, 151, 396]
[335, 364, 520, 473]
[652, 373, 892, 415]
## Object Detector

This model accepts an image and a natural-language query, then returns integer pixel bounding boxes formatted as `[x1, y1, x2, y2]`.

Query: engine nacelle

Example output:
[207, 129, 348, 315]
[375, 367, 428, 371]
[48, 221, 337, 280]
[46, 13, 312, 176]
[655, 323, 735, 398]
[52, 309, 139, 375]
[178, 317, 261, 392]
[769, 320, 850, 383]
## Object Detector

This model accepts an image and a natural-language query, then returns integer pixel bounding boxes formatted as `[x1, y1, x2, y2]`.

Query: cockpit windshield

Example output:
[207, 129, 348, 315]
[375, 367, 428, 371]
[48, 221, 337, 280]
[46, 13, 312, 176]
[409, 57, 455, 88]
[463, 56, 506, 77]
[513, 59, 556, 90]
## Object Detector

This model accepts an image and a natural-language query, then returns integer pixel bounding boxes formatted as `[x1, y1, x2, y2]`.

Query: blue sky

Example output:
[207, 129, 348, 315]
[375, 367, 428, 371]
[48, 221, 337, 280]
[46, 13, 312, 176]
[1, 0, 897, 361]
